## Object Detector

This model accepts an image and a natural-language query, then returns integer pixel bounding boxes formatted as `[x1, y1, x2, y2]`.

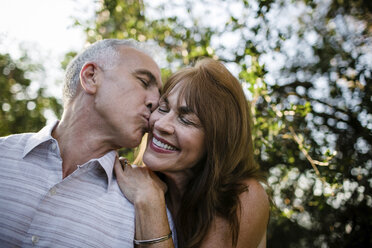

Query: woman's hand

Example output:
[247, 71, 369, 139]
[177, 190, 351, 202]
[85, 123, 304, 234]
[114, 157, 174, 247]
[114, 156, 167, 205]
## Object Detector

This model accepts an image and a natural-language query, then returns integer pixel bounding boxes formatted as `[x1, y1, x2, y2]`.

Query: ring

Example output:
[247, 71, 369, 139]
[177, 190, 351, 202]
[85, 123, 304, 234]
[119, 158, 129, 171]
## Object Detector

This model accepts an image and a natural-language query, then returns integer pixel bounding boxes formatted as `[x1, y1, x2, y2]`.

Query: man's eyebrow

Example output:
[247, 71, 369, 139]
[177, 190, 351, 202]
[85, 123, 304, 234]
[132, 69, 158, 87]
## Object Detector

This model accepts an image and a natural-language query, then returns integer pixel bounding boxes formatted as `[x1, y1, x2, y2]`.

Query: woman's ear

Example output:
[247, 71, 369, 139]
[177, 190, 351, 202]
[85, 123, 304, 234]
[80, 62, 100, 95]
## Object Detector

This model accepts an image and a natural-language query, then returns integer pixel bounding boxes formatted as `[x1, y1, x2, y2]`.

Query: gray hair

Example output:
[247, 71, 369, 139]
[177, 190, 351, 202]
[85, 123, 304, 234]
[63, 39, 152, 102]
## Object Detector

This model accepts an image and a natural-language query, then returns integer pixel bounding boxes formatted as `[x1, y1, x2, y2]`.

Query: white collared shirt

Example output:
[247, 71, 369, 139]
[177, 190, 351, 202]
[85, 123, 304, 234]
[0, 121, 177, 247]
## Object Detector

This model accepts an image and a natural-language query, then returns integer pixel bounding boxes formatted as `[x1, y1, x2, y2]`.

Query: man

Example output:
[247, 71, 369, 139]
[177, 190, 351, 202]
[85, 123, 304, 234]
[0, 39, 176, 247]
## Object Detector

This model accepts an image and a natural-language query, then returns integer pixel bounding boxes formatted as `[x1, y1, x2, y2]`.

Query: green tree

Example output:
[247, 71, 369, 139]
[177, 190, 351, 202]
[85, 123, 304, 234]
[247, 0, 372, 246]
[0, 52, 62, 136]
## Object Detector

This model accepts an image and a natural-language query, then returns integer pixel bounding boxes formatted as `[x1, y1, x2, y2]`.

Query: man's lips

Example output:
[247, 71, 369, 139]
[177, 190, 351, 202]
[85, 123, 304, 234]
[142, 113, 150, 120]
[141, 115, 150, 131]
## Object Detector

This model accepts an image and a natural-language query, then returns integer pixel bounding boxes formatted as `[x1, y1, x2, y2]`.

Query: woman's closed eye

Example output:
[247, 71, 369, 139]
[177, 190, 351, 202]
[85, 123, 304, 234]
[178, 114, 195, 126]
[179, 114, 202, 127]
[157, 104, 169, 113]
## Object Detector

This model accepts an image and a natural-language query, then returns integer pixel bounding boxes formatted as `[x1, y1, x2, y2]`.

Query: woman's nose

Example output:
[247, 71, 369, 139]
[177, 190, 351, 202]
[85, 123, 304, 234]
[153, 113, 175, 134]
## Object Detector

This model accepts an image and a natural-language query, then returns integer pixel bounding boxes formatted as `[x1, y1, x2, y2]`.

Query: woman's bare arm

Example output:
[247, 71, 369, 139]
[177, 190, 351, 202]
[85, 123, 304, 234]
[114, 158, 175, 248]
[200, 179, 270, 248]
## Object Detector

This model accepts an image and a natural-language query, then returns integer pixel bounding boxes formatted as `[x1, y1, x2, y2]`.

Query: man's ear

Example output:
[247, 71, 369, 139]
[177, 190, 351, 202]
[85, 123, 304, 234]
[80, 62, 100, 95]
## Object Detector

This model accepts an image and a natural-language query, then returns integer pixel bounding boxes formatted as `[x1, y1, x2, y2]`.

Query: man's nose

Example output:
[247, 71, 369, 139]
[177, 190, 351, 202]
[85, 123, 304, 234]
[146, 91, 160, 112]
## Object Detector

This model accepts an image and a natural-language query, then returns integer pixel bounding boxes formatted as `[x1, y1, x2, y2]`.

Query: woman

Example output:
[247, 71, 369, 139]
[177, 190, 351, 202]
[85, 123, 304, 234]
[114, 58, 270, 247]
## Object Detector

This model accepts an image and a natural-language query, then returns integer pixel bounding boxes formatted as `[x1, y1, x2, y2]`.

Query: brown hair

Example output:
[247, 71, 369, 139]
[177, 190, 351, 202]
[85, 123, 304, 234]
[162, 58, 264, 248]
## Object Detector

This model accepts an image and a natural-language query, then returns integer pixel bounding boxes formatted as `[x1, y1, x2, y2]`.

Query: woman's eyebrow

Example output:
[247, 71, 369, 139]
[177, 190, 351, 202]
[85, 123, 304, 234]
[160, 96, 169, 104]
[178, 106, 194, 115]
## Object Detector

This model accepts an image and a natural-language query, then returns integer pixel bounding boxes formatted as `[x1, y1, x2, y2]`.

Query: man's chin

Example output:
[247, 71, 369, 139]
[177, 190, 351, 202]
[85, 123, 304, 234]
[118, 130, 147, 148]
[129, 135, 144, 148]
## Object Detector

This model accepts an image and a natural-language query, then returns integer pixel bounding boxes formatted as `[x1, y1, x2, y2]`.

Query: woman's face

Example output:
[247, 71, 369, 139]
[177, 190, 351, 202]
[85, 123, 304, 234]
[143, 83, 206, 177]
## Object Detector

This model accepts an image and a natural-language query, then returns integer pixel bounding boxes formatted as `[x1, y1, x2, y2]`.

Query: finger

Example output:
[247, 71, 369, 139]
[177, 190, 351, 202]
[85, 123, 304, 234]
[149, 170, 168, 193]
[114, 157, 125, 179]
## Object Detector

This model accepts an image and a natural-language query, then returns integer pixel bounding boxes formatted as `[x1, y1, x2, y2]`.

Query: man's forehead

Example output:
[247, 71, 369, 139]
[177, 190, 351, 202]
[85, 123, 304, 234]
[118, 46, 162, 85]
[118, 46, 155, 66]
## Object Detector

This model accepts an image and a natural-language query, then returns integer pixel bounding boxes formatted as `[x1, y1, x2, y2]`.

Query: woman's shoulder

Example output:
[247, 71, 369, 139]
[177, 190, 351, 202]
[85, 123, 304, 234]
[237, 178, 270, 247]
[241, 178, 269, 202]
[239, 178, 270, 214]
[200, 178, 270, 247]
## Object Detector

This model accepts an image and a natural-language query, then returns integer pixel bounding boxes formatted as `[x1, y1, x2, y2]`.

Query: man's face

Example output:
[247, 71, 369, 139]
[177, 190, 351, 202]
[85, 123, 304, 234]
[94, 46, 162, 149]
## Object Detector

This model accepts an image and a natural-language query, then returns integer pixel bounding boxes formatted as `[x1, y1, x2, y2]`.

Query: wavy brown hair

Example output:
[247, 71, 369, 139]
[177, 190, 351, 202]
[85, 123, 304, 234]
[161, 58, 265, 248]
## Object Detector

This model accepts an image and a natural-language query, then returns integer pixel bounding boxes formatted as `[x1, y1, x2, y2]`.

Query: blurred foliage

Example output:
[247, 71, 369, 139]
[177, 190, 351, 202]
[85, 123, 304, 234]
[76, 0, 370, 247]
[0, 53, 62, 136]
[1, 0, 370, 247]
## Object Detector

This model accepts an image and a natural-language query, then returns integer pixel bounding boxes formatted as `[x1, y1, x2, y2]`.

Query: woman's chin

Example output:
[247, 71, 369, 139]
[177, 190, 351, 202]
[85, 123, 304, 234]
[143, 155, 168, 171]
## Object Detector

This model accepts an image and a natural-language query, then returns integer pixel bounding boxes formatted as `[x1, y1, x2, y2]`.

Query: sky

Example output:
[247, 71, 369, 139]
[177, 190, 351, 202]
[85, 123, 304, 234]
[0, 0, 90, 55]
[0, 0, 97, 101]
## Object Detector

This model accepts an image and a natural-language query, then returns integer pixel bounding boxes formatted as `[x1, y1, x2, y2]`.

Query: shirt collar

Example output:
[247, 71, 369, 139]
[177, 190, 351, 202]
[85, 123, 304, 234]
[23, 120, 59, 158]
[95, 150, 117, 190]
[23, 120, 117, 190]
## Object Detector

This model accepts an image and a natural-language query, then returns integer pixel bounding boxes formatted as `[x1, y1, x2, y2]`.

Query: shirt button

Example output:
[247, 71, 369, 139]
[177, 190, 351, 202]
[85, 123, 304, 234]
[51, 143, 57, 151]
[31, 235, 39, 245]
[49, 187, 57, 196]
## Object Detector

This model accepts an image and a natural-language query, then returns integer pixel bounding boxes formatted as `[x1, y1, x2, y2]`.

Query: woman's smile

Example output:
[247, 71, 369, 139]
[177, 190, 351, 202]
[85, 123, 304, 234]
[150, 134, 178, 153]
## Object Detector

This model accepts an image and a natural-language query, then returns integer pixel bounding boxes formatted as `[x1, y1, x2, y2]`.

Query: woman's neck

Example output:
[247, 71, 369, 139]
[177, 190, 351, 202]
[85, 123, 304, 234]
[164, 171, 192, 215]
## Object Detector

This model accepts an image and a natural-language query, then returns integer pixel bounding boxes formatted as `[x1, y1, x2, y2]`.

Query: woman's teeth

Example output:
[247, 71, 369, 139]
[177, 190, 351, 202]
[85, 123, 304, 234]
[153, 137, 176, 151]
